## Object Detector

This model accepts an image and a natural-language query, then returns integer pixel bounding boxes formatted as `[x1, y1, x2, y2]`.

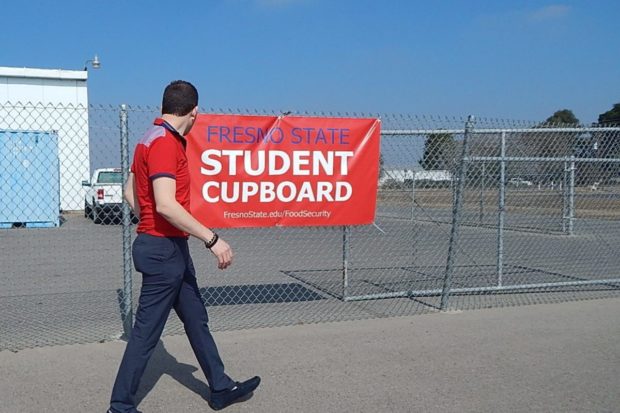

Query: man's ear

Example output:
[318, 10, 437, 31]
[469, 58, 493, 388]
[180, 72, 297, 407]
[192, 107, 199, 118]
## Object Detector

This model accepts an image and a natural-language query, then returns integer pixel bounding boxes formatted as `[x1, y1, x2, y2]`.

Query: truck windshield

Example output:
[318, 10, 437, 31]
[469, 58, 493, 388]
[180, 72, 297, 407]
[98, 172, 123, 184]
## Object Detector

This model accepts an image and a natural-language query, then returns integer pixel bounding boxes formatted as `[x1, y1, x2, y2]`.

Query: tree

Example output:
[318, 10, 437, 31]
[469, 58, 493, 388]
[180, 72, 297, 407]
[419, 133, 457, 171]
[466, 134, 502, 187]
[597, 103, 620, 125]
[594, 103, 620, 179]
[595, 103, 620, 158]
[538, 109, 580, 158]
[543, 109, 580, 126]
[516, 109, 580, 183]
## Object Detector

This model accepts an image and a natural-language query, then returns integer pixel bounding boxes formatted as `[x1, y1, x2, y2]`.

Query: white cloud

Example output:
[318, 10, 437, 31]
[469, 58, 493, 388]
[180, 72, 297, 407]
[528, 5, 571, 22]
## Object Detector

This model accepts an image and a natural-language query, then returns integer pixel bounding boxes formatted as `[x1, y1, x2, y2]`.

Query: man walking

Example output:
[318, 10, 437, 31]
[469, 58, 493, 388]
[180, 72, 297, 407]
[108, 80, 260, 413]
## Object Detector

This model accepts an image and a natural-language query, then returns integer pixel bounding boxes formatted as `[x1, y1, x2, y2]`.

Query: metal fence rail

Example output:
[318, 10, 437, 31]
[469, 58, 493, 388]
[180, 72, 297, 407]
[1, 102, 619, 351]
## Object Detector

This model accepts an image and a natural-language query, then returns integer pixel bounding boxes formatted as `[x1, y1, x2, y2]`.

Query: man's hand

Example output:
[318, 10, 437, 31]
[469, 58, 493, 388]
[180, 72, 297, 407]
[152, 177, 234, 270]
[124, 173, 140, 219]
[210, 238, 233, 270]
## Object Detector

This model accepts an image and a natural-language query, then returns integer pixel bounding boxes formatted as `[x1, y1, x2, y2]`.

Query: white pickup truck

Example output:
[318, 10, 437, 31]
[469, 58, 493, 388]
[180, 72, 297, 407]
[82, 168, 124, 224]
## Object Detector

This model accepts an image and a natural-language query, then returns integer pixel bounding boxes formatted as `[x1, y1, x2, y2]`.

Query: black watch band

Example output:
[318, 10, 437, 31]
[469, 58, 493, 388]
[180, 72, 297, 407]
[204, 232, 219, 249]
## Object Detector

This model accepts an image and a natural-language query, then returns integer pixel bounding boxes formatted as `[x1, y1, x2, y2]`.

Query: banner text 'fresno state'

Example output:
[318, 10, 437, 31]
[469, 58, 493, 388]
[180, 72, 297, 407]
[186, 114, 381, 227]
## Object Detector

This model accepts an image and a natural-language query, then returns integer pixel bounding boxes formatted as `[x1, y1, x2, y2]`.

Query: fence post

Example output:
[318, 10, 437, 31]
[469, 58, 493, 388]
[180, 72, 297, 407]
[562, 161, 568, 233]
[342, 225, 350, 301]
[411, 171, 416, 221]
[497, 132, 506, 287]
[120, 104, 133, 338]
[479, 162, 486, 224]
[440, 115, 474, 310]
[568, 155, 575, 235]
[451, 174, 457, 207]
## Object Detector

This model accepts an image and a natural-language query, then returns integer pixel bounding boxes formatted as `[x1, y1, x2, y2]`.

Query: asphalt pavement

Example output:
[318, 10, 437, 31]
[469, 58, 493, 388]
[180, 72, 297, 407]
[1, 297, 619, 413]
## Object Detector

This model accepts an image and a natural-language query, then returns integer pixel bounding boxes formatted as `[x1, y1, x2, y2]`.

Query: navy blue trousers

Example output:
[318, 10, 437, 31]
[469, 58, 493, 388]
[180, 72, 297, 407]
[110, 234, 235, 413]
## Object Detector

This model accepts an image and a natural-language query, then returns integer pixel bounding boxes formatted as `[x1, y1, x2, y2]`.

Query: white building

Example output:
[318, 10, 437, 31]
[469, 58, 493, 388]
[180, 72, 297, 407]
[380, 168, 452, 186]
[0, 66, 90, 211]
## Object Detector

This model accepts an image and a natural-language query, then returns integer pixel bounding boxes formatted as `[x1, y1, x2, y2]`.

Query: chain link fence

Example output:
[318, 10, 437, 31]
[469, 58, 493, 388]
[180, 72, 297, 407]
[1, 103, 619, 351]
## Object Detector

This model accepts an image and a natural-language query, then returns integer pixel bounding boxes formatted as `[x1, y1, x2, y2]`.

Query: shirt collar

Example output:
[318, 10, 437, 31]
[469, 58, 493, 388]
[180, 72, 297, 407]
[154, 118, 186, 142]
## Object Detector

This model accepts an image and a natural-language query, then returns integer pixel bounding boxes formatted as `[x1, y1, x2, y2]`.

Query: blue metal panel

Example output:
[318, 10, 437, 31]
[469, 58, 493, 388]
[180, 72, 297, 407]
[0, 131, 60, 228]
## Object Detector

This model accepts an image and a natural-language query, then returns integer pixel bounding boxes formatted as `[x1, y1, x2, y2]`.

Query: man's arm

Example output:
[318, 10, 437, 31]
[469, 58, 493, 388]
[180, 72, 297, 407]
[152, 176, 233, 270]
[124, 173, 140, 219]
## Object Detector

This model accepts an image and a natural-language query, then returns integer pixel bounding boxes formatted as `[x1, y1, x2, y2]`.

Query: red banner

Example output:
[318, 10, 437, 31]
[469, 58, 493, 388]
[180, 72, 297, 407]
[186, 114, 381, 227]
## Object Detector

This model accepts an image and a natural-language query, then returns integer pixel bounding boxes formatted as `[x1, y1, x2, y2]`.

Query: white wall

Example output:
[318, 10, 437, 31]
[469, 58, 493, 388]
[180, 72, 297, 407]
[0, 67, 91, 211]
[380, 168, 453, 185]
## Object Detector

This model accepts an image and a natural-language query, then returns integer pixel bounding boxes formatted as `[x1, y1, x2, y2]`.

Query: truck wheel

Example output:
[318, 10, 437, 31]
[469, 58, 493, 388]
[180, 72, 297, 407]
[84, 202, 91, 218]
[93, 205, 102, 224]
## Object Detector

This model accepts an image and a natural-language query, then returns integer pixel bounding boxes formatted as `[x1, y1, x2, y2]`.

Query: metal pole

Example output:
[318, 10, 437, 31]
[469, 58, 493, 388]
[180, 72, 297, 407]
[452, 175, 457, 207]
[497, 132, 506, 287]
[342, 225, 350, 301]
[479, 162, 486, 224]
[120, 104, 133, 338]
[440, 115, 474, 310]
[411, 172, 416, 220]
[568, 156, 575, 235]
[344, 278, 620, 301]
[562, 161, 568, 233]
[382, 126, 620, 135]
[465, 155, 620, 163]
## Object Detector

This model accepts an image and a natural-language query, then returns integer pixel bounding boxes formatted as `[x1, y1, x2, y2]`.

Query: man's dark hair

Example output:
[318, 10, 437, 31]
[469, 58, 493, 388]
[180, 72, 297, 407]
[162, 80, 199, 116]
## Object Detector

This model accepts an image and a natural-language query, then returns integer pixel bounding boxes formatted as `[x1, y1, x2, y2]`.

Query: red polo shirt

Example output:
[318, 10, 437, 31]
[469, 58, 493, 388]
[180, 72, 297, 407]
[131, 118, 190, 238]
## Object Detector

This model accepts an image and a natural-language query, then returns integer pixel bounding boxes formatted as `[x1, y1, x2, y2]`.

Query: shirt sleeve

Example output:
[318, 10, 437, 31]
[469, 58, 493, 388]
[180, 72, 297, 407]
[147, 137, 178, 180]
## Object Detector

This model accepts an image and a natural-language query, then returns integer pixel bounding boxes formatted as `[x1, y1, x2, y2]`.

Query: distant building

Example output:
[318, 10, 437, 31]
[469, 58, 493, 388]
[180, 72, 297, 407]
[380, 168, 452, 186]
[0, 66, 90, 210]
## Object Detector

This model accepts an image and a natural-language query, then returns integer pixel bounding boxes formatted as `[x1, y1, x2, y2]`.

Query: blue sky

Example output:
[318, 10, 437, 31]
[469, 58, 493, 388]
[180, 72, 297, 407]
[1, 0, 618, 123]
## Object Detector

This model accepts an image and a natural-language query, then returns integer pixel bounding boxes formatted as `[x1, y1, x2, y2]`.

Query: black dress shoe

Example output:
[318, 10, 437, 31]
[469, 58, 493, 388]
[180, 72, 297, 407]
[107, 409, 142, 413]
[208, 376, 261, 410]
[107, 410, 142, 413]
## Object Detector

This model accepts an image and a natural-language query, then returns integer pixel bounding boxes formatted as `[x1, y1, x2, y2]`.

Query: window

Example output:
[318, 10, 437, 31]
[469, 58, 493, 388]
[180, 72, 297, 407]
[98, 171, 123, 184]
